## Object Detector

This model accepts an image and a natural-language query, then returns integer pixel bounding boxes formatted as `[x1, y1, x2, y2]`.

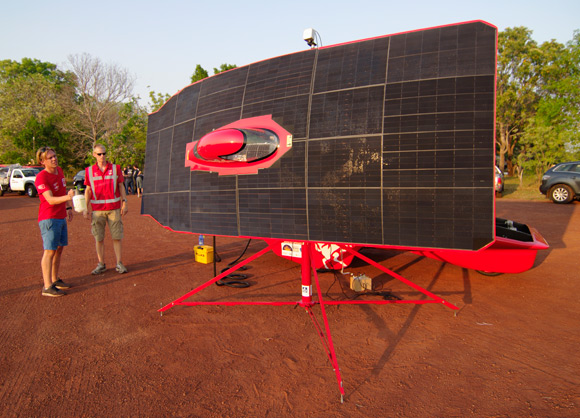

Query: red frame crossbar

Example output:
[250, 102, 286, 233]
[159, 241, 458, 402]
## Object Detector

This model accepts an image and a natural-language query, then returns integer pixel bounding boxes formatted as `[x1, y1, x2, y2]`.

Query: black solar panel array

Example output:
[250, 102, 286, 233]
[143, 21, 497, 250]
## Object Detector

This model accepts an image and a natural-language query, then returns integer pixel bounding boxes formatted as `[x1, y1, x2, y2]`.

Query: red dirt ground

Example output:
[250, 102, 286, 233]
[0, 194, 578, 417]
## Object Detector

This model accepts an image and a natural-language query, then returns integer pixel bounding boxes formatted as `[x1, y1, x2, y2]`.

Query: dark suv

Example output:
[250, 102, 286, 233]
[539, 162, 580, 203]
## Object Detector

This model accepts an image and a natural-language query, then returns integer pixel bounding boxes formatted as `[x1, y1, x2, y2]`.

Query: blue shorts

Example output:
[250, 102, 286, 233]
[39, 219, 68, 251]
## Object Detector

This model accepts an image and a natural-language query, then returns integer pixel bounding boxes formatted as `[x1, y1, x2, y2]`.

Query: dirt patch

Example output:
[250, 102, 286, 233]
[0, 195, 578, 417]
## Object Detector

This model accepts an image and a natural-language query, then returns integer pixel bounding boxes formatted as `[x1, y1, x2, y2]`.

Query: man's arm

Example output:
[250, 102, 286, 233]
[42, 189, 74, 206]
[83, 185, 92, 219]
[120, 183, 128, 216]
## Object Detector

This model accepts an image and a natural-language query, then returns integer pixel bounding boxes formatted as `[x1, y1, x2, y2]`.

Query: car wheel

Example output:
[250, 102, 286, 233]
[549, 184, 573, 204]
[476, 270, 502, 277]
[26, 184, 37, 198]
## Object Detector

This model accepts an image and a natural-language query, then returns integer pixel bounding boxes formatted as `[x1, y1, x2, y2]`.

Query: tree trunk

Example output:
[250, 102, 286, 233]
[497, 122, 509, 171]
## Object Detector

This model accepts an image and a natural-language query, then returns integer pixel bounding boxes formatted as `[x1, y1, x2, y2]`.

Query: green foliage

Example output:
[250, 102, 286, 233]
[0, 59, 79, 169]
[190, 64, 209, 83]
[496, 27, 540, 173]
[190, 63, 237, 84]
[106, 98, 148, 168]
[0, 58, 71, 86]
[497, 27, 580, 184]
[148, 90, 171, 112]
[213, 63, 237, 74]
[0, 56, 144, 174]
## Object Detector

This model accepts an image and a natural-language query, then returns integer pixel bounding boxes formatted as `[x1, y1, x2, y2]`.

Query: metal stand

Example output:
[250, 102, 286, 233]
[159, 241, 458, 401]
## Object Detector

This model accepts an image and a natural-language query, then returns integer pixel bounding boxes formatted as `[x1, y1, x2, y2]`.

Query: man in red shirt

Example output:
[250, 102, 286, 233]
[34, 147, 75, 297]
[83, 144, 129, 274]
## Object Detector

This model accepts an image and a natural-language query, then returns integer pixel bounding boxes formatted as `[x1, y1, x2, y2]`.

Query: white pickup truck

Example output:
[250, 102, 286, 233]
[0, 165, 39, 197]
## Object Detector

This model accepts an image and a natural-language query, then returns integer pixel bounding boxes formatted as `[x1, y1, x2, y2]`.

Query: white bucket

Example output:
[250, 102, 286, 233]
[72, 194, 87, 213]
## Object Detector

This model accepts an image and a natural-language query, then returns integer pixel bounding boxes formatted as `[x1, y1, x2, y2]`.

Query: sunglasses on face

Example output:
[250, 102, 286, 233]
[96, 152, 106, 156]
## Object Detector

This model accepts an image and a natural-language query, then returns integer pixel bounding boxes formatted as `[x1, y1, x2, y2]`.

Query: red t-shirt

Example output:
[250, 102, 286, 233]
[84, 163, 125, 211]
[35, 167, 67, 222]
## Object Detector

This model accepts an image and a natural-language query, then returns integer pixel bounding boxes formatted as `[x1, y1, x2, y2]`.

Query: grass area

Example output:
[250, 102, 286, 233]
[501, 175, 547, 201]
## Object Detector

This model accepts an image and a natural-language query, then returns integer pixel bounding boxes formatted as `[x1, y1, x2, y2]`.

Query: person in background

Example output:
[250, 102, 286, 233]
[124, 165, 134, 195]
[83, 144, 129, 274]
[133, 164, 143, 198]
[34, 147, 75, 297]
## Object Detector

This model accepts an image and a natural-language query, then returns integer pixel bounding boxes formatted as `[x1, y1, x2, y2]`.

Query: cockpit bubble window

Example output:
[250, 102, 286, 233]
[220, 129, 279, 162]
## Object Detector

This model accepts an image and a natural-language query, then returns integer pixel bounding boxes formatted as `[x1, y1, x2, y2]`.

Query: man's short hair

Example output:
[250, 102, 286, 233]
[36, 146, 55, 165]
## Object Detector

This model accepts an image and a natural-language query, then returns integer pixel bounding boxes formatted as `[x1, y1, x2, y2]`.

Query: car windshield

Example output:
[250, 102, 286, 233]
[554, 164, 579, 172]
[21, 169, 37, 177]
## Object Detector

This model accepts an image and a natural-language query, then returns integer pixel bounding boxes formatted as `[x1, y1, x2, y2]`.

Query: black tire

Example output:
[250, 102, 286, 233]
[476, 270, 503, 277]
[26, 184, 37, 198]
[0, 187, 4, 197]
[549, 184, 573, 204]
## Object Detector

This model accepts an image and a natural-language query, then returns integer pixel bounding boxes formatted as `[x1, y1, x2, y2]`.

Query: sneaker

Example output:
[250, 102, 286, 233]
[92, 263, 106, 275]
[42, 284, 66, 297]
[115, 262, 128, 274]
[53, 278, 71, 289]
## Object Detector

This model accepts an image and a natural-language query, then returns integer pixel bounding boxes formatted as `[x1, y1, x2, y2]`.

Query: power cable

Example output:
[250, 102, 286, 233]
[213, 238, 252, 288]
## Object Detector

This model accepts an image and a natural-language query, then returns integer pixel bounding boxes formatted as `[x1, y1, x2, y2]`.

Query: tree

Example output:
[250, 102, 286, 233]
[108, 98, 148, 167]
[190, 64, 209, 83]
[517, 32, 580, 179]
[190, 63, 237, 84]
[148, 90, 171, 112]
[0, 59, 76, 166]
[213, 63, 237, 74]
[496, 27, 540, 175]
[64, 53, 135, 160]
[0, 58, 70, 85]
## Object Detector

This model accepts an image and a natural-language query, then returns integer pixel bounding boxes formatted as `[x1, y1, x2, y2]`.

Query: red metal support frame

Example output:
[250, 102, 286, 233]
[305, 242, 345, 402]
[158, 241, 458, 400]
[340, 246, 459, 310]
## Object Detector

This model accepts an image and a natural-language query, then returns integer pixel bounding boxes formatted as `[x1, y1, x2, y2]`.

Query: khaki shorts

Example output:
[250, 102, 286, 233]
[91, 209, 124, 241]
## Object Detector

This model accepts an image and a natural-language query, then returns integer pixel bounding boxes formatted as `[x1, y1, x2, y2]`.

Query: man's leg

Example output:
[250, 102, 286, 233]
[96, 240, 105, 264]
[51, 246, 64, 284]
[41, 250, 56, 289]
[108, 210, 127, 273]
[112, 239, 122, 265]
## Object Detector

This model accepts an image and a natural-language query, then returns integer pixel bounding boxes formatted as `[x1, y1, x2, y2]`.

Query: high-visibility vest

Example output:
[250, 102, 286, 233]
[87, 163, 123, 211]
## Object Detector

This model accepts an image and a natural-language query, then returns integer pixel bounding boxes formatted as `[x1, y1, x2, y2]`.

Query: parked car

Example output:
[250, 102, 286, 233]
[0, 165, 38, 197]
[539, 161, 580, 204]
[73, 170, 86, 192]
[494, 166, 504, 197]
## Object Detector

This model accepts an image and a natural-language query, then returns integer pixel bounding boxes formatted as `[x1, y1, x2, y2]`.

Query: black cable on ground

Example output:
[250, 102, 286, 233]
[213, 239, 252, 288]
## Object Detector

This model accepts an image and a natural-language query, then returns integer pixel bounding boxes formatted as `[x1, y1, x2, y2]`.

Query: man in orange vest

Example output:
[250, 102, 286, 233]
[83, 144, 129, 274]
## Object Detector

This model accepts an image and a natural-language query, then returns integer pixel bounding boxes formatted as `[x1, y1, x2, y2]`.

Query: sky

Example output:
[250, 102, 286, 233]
[1, 0, 579, 110]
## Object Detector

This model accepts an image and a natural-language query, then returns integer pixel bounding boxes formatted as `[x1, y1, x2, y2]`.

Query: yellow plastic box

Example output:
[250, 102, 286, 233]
[194, 245, 214, 264]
